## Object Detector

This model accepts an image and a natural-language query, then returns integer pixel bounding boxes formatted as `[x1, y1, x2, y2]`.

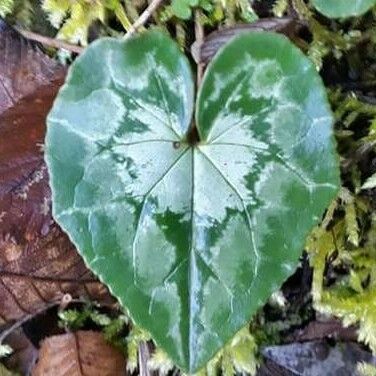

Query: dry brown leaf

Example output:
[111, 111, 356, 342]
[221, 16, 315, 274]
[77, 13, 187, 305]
[191, 17, 297, 65]
[0, 21, 112, 326]
[0, 20, 62, 114]
[32, 331, 126, 376]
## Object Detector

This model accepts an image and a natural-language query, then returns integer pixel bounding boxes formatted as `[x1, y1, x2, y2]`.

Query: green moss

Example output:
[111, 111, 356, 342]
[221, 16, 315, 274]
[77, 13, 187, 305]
[0, 0, 14, 17]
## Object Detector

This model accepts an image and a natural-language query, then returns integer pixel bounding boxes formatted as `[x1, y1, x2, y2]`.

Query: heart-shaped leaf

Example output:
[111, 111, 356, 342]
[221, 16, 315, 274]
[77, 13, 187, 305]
[45, 31, 339, 372]
[311, 0, 376, 18]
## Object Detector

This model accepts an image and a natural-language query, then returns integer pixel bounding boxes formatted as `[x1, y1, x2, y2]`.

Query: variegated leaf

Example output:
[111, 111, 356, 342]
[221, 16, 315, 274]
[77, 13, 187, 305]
[45, 31, 340, 372]
[311, 0, 376, 18]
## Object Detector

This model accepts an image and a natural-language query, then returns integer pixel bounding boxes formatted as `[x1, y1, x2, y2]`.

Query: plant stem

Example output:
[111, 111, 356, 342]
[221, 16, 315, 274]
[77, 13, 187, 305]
[194, 10, 205, 88]
[15, 28, 84, 54]
[125, 0, 165, 38]
[0, 298, 85, 344]
[138, 341, 153, 376]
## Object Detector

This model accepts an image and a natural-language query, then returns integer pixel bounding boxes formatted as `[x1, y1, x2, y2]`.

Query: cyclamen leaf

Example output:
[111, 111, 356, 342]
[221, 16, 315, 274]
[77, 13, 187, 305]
[45, 31, 340, 372]
[311, 0, 376, 18]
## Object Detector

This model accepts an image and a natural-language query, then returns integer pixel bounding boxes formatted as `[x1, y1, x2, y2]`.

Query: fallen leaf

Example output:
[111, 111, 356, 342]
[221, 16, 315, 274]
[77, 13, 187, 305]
[0, 21, 111, 327]
[256, 359, 293, 376]
[190, 17, 298, 64]
[261, 341, 376, 376]
[287, 319, 357, 343]
[0, 19, 62, 114]
[31, 331, 126, 376]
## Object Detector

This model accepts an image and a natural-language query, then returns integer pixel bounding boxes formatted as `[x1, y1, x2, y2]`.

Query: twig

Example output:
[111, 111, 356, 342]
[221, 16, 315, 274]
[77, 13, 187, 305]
[0, 302, 57, 344]
[138, 341, 153, 376]
[125, 0, 165, 38]
[0, 297, 94, 344]
[15, 28, 84, 54]
[194, 10, 205, 87]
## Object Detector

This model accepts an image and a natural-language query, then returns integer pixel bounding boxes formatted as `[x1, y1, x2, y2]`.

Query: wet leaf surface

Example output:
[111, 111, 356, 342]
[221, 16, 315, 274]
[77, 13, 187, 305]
[46, 31, 339, 371]
[31, 331, 126, 376]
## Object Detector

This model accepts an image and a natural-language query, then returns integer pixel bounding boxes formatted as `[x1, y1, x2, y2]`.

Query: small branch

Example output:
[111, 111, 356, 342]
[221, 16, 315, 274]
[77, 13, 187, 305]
[15, 28, 84, 54]
[0, 302, 57, 344]
[194, 10, 205, 87]
[138, 341, 153, 376]
[0, 297, 101, 344]
[125, 0, 165, 38]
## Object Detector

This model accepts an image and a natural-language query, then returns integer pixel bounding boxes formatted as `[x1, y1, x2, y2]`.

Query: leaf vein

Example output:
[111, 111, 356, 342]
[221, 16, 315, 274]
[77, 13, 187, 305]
[148, 53, 182, 139]
[196, 149, 260, 282]
[132, 147, 190, 286]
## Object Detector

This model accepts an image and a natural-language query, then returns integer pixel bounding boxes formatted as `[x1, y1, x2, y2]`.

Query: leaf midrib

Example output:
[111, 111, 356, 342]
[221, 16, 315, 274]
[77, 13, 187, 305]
[196, 147, 260, 277]
[132, 146, 190, 286]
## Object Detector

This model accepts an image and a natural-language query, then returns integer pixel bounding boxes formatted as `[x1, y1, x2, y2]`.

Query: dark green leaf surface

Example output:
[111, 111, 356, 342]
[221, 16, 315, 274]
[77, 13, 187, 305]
[45, 31, 339, 372]
[311, 0, 376, 18]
